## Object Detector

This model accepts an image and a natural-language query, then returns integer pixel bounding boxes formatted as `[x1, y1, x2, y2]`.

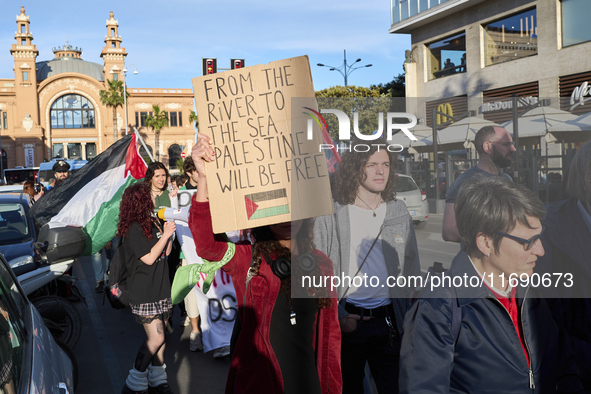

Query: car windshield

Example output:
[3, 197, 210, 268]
[0, 204, 31, 245]
[395, 176, 419, 192]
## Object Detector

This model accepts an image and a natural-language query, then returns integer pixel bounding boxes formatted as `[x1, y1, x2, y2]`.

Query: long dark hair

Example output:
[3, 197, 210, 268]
[118, 183, 154, 239]
[331, 137, 398, 205]
[144, 161, 169, 191]
[249, 220, 331, 308]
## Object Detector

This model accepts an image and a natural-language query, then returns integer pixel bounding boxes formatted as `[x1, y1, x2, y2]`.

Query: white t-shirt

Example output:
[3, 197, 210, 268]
[346, 203, 391, 309]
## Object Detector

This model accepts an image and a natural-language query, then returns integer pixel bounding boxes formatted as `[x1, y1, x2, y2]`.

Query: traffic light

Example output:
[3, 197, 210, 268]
[202, 58, 217, 75]
[231, 59, 245, 70]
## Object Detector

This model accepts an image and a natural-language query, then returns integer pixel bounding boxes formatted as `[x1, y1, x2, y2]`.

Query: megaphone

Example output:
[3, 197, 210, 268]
[157, 207, 190, 223]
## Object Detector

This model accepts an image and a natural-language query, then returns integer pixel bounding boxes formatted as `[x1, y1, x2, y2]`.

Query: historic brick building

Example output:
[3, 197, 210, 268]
[0, 7, 196, 172]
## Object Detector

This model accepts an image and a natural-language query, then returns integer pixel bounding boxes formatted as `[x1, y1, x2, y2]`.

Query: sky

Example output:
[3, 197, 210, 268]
[0, 1, 410, 92]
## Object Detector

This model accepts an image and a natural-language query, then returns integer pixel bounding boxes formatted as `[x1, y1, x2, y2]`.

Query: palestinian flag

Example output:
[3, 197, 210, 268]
[29, 133, 147, 255]
[303, 107, 341, 174]
[244, 188, 289, 220]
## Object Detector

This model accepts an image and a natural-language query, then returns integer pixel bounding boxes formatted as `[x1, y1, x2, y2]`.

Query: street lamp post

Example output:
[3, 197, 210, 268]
[122, 65, 138, 135]
[317, 50, 372, 87]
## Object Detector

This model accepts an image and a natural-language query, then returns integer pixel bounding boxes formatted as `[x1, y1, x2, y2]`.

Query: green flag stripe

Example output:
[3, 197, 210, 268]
[248, 204, 290, 220]
[82, 176, 142, 255]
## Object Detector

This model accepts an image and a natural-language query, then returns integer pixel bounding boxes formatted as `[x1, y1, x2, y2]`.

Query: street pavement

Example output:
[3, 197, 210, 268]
[71, 256, 230, 394]
[70, 214, 458, 393]
[414, 214, 460, 271]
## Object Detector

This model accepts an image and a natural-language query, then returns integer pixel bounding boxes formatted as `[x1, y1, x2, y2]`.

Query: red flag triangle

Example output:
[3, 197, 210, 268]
[245, 196, 259, 219]
[125, 134, 148, 179]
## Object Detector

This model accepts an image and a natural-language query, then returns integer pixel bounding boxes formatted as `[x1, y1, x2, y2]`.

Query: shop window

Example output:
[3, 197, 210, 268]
[428, 32, 466, 80]
[67, 143, 82, 160]
[86, 143, 97, 160]
[52, 144, 64, 158]
[561, 0, 591, 47]
[170, 112, 178, 127]
[168, 144, 182, 168]
[484, 8, 537, 66]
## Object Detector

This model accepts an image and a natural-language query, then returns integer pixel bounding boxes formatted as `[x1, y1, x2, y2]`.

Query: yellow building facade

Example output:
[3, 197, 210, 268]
[0, 7, 196, 171]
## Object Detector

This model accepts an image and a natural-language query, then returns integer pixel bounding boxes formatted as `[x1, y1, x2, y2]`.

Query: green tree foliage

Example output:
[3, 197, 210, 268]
[99, 79, 128, 142]
[189, 110, 199, 130]
[315, 85, 392, 141]
[373, 73, 406, 97]
[176, 158, 184, 173]
[145, 105, 169, 161]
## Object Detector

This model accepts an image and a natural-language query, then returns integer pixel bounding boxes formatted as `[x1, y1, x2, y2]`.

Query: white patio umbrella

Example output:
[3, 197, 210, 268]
[388, 124, 432, 153]
[502, 106, 579, 145]
[437, 116, 500, 151]
[547, 111, 591, 143]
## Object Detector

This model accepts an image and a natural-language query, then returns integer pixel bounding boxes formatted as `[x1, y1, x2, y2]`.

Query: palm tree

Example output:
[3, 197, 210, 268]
[189, 110, 199, 131]
[145, 105, 169, 161]
[99, 79, 128, 142]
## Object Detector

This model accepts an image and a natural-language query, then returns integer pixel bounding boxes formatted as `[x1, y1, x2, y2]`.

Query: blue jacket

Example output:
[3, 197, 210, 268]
[537, 198, 591, 389]
[400, 250, 583, 393]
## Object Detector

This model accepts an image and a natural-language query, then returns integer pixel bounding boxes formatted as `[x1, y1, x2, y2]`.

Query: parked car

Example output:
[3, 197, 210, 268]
[0, 185, 25, 194]
[396, 174, 429, 229]
[0, 193, 36, 265]
[0, 252, 76, 393]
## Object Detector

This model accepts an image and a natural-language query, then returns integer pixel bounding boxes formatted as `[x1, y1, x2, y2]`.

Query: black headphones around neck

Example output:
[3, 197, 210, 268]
[265, 253, 317, 280]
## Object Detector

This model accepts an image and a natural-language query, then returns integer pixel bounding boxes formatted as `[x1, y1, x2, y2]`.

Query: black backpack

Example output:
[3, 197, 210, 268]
[104, 238, 137, 309]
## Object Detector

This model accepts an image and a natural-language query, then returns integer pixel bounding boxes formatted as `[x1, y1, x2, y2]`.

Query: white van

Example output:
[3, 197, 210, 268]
[38, 159, 87, 183]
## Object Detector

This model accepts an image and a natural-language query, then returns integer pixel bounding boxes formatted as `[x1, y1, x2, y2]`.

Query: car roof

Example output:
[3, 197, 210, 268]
[0, 193, 30, 205]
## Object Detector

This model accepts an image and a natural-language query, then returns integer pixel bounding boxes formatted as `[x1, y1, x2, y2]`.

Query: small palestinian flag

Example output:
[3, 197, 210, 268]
[244, 188, 289, 220]
[30, 133, 147, 255]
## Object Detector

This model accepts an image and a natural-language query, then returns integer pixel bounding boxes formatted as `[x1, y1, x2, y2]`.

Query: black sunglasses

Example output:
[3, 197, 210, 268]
[495, 228, 544, 251]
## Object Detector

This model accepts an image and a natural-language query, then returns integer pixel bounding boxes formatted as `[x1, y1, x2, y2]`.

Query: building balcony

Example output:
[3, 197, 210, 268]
[390, 0, 483, 34]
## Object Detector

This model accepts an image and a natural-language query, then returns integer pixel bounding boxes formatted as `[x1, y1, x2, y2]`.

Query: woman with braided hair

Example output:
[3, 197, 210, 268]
[189, 134, 342, 394]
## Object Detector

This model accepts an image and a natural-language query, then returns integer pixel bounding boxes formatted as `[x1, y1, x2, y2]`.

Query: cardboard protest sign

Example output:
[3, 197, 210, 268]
[192, 55, 333, 233]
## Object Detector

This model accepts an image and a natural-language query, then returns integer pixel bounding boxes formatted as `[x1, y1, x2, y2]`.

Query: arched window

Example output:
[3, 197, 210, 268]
[139, 144, 153, 165]
[51, 94, 95, 129]
[168, 144, 182, 169]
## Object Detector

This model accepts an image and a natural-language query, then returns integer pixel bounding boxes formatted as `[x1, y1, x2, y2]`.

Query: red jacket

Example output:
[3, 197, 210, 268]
[189, 200, 342, 394]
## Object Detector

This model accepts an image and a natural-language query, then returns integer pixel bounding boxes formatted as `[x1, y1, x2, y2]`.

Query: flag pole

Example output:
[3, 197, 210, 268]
[133, 127, 155, 162]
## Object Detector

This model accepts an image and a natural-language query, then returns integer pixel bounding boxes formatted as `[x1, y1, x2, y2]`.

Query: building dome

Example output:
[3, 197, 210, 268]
[36, 57, 104, 82]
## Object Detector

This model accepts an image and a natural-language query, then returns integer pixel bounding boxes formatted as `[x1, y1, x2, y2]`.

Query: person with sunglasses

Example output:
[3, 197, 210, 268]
[399, 175, 583, 393]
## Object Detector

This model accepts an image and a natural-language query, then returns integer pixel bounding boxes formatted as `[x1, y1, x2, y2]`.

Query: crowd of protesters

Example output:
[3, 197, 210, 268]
[7, 126, 590, 393]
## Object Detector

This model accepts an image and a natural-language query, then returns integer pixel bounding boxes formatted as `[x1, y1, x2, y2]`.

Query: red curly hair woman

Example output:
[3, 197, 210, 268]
[118, 182, 176, 394]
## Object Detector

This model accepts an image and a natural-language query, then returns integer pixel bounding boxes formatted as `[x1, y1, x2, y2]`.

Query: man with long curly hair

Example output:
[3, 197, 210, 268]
[314, 137, 421, 394]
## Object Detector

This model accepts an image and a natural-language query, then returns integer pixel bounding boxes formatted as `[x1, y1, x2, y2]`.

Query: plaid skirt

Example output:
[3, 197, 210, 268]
[130, 298, 172, 325]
